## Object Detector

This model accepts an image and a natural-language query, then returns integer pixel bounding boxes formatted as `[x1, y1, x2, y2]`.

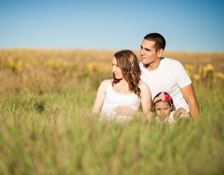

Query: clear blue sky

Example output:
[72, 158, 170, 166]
[0, 0, 224, 51]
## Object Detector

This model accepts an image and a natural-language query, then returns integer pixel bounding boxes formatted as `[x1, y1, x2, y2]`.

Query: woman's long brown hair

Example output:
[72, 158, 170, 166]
[112, 50, 141, 97]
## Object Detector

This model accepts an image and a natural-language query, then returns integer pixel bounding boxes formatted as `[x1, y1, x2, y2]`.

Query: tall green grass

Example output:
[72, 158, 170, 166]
[0, 49, 223, 174]
[0, 80, 223, 175]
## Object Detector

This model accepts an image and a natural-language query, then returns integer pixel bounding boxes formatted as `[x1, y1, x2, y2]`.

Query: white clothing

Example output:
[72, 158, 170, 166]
[156, 111, 190, 125]
[140, 57, 191, 112]
[156, 111, 176, 124]
[101, 80, 140, 122]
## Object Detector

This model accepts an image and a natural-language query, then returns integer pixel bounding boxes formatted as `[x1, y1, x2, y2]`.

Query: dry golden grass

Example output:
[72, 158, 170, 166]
[0, 49, 223, 94]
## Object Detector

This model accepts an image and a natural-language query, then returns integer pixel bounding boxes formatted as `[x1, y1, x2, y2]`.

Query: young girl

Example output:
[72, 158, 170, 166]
[153, 92, 188, 124]
[92, 50, 151, 122]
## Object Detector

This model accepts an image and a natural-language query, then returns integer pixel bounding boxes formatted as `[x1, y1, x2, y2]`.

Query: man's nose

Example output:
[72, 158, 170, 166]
[140, 49, 145, 55]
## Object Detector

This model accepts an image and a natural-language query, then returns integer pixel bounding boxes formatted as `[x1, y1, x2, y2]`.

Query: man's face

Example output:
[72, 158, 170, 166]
[140, 39, 161, 66]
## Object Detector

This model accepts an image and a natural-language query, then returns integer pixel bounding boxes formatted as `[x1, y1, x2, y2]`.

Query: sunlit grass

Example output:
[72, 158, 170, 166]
[0, 49, 223, 174]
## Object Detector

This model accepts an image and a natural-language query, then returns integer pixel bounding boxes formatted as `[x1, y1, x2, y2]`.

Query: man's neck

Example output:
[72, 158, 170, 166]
[145, 57, 163, 70]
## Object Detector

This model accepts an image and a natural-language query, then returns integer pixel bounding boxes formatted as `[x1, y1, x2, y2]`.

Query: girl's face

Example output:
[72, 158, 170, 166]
[112, 57, 123, 79]
[154, 101, 172, 119]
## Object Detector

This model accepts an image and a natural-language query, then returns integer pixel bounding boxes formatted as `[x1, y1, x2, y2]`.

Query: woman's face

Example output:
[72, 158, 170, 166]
[112, 57, 123, 79]
[154, 101, 172, 119]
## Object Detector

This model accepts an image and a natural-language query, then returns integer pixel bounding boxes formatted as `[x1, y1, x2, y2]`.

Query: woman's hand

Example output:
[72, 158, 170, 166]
[114, 106, 136, 116]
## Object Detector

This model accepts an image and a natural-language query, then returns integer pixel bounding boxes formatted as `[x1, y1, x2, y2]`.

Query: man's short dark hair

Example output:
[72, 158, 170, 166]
[144, 33, 166, 50]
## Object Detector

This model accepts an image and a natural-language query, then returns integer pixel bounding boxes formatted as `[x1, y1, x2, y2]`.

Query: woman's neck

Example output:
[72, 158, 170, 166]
[118, 79, 128, 86]
[113, 79, 130, 93]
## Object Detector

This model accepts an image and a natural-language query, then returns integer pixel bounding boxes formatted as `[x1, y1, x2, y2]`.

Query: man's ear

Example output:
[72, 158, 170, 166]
[157, 48, 164, 57]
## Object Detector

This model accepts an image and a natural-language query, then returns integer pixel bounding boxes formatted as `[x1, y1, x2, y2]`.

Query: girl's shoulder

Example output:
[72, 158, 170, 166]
[167, 111, 177, 124]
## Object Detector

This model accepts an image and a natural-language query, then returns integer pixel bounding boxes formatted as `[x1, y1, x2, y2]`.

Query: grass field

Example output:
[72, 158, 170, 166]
[0, 49, 223, 174]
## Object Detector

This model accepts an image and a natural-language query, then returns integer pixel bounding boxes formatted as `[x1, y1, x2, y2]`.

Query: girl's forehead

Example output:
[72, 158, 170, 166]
[155, 101, 170, 106]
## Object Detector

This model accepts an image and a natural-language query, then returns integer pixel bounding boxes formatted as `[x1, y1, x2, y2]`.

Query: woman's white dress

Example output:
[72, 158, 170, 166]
[100, 81, 140, 122]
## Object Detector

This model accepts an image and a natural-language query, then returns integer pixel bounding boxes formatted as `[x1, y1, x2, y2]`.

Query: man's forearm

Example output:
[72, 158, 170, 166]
[189, 101, 200, 122]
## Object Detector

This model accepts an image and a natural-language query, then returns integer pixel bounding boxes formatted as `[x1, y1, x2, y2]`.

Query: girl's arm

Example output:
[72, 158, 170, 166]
[92, 80, 109, 114]
[173, 107, 188, 120]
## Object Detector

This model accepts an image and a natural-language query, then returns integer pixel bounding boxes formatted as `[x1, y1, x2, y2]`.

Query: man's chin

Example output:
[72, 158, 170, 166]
[140, 59, 150, 68]
[143, 63, 150, 68]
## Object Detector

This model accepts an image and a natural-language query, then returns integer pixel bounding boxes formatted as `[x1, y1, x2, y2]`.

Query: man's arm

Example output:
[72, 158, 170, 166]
[181, 84, 200, 121]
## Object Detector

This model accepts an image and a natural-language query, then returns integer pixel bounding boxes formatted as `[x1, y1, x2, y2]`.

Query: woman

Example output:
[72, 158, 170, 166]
[92, 50, 151, 122]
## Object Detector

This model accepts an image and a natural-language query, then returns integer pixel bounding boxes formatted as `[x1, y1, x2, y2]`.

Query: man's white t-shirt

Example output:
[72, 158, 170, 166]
[140, 57, 191, 112]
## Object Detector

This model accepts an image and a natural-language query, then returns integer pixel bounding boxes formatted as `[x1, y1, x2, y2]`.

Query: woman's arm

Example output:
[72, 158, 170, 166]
[114, 82, 152, 117]
[139, 82, 152, 114]
[92, 80, 109, 114]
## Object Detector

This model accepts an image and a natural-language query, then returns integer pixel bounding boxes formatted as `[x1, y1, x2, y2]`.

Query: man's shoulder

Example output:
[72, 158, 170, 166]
[162, 57, 182, 65]
[139, 57, 184, 72]
[161, 57, 184, 69]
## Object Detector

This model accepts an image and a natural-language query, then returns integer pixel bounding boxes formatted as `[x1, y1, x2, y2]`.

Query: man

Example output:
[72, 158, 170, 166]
[139, 33, 200, 121]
